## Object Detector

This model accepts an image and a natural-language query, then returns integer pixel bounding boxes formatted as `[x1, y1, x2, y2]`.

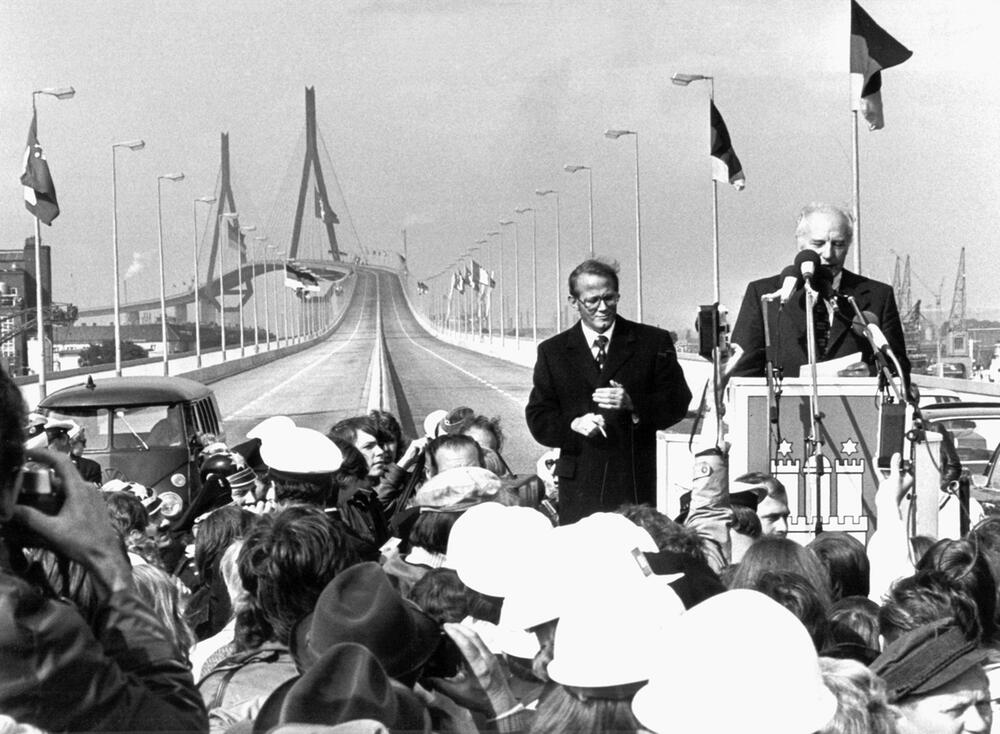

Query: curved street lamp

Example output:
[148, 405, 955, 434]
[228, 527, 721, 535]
[515, 206, 538, 343]
[604, 129, 642, 321]
[111, 139, 145, 376]
[563, 164, 594, 257]
[192, 196, 216, 367]
[156, 172, 185, 375]
[535, 189, 562, 332]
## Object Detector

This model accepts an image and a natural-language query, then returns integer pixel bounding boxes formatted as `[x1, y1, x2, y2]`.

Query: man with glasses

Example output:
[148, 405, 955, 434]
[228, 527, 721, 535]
[526, 259, 691, 524]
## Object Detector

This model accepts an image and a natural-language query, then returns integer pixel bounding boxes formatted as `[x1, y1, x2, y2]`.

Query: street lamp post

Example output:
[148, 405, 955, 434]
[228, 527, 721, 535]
[475, 238, 488, 338]
[192, 196, 216, 367]
[218, 212, 239, 361]
[564, 165, 594, 257]
[29, 87, 75, 399]
[497, 223, 514, 348]
[277, 251, 289, 347]
[486, 231, 500, 344]
[500, 219, 520, 347]
[111, 139, 145, 377]
[236, 224, 256, 357]
[266, 245, 280, 348]
[605, 129, 642, 321]
[156, 173, 185, 376]
[535, 189, 562, 333]
[254, 236, 268, 351]
[515, 207, 538, 343]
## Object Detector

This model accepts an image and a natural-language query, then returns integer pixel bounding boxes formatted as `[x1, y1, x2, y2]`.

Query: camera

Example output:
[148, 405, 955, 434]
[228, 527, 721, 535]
[16, 462, 64, 515]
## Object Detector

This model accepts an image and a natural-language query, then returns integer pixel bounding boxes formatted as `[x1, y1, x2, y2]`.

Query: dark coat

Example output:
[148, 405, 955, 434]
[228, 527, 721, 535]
[730, 269, 910, 379]
[525, 317, 691, 524]
[72, 455, 103, 485]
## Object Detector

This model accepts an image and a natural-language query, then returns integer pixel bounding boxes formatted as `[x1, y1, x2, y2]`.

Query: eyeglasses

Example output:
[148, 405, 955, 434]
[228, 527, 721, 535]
[575, 293, 620, 310]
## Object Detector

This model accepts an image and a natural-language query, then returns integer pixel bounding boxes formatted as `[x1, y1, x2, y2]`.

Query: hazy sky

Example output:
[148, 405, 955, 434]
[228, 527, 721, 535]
[3, 0, 998, 332]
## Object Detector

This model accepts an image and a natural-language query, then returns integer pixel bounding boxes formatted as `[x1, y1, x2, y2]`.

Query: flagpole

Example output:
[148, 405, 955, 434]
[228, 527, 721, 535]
[32, 217, 47, 399]
[852, 109, 862, 275]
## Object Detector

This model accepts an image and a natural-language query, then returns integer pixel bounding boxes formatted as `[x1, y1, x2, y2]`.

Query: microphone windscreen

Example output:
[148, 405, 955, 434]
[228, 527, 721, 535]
[794, 249, 821, 269]
[779, 264, 799, 280]
[851, 314, 867, 337]
[862, 310, 880, 328]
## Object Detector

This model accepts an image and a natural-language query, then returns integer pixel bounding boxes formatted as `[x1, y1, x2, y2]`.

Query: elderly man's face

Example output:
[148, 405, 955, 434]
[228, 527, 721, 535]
[797, 210, 851, 277]
[896, 666, 991, 734]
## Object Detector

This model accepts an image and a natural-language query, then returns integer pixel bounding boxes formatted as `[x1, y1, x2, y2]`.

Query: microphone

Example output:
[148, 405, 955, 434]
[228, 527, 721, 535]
[763, 264, 801, 303]
[795, 250, 838, 302]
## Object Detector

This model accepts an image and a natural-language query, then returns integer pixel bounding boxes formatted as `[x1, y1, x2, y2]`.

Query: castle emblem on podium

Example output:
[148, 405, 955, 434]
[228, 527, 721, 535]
[771, 436, 869, 543]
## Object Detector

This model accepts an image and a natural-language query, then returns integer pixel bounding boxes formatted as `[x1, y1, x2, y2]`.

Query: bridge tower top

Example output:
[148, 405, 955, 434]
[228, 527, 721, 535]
[290, 87, 342, 262]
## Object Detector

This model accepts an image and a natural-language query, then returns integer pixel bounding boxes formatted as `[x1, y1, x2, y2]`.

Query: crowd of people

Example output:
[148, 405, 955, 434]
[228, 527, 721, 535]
[0, 230, 996, 733]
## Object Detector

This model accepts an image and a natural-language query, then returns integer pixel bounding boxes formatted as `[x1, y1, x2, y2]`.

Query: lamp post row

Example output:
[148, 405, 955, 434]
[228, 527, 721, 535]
[34, 85, 305, 380]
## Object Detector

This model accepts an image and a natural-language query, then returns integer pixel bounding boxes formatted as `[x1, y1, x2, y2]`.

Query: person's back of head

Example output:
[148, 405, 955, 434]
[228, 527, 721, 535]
[916, 537, 998, 643]
[407, 512, 460, 556]
[238, 503, 359, 644]
[823, 596, 881, 665]
[426, 434, 483, 476]
[270, 473, 333, 507]
[103, 490, 149, 540]
[194, 504, 254, 581]
[879, 569, 982, 645]
[132, 564, 195, 658]
[728, 535, 833, 608]
[461, 415, 504, 453]
[618, 503, 706, 563]
[808, 532, 870, 601]
[407, 568, 469, 624]
[818, 656, 896, 734]
[753, 570, 830, 651]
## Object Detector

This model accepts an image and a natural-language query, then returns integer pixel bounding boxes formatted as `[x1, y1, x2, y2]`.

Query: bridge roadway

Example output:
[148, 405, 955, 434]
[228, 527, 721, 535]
[211, 269, 542, 473]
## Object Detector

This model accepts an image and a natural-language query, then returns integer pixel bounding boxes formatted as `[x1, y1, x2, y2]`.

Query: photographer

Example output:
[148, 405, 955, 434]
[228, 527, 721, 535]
[0, 366, 207, 732]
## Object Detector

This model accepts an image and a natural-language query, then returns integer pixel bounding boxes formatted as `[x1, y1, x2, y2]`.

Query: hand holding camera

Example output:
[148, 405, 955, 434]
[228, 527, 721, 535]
[11, 448, 133, 597]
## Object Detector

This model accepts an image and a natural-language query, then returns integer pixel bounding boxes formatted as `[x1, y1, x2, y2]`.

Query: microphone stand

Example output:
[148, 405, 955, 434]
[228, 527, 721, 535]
[761, 295, 782, 461]
[803, 279, 825, 535]
[844, 295, 907, 404]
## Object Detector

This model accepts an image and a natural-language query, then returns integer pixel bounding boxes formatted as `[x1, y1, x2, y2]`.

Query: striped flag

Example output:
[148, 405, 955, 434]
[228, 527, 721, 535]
[21, 112, 60, 225]
[710, 101, 745, 190]
[851, 1, 912, 130]
[454, 270, 465, 294]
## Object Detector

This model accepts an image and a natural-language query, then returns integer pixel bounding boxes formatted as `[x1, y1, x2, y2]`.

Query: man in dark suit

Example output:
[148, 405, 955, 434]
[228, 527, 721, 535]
[525, 259, 692, 524]
[730, 203, 909, 380]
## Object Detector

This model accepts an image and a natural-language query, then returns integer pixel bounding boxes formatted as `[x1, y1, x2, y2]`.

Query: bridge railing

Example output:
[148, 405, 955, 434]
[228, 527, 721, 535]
[15, 273, 360, 410]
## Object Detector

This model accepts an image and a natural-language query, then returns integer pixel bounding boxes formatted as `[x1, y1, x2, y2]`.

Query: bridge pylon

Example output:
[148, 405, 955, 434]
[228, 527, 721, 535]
[289, 87, 342, 262]
[204, 132, 254, 324]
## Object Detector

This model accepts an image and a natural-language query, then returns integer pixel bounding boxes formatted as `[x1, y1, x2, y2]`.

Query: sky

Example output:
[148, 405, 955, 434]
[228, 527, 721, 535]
[2, 0, 999, 334]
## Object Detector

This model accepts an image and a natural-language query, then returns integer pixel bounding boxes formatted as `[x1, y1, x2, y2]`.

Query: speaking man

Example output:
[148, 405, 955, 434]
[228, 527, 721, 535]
[730, 203, 909, 380]
[525, 259, 691, 524]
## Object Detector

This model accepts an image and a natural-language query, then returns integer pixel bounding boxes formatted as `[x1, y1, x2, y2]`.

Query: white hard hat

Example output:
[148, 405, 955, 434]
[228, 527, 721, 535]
[631, 590, 837, 734]
[260, 426, 343, 474]
[446, 503, 553, 598]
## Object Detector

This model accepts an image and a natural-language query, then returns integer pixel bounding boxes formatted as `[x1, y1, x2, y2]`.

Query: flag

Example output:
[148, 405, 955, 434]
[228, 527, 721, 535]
[21, 112, 60, 225]
[710, 101, 745, 190]
[314, 187, 339, 224]
[851, 1, 912, 130]
[463, 266, 474, 290]
[454, 270, 465, 294]
[285, 261, 320, 291]
[226, 219, 240, 249]
[471, 260, 483, 291]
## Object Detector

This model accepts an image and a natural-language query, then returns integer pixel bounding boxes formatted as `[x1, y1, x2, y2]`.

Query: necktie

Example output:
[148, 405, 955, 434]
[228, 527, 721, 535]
[594, 335, 608, 371]
[814, 300, 830, 357]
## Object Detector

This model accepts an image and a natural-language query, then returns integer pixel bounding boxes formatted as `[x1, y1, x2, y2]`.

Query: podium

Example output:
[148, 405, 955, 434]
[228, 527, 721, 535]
[658, 377, 886, 544]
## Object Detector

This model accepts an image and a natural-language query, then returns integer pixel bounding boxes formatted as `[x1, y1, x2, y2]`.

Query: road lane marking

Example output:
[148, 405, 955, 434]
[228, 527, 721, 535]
[225, 273, 374, 421]
[384, 274, 523, 406]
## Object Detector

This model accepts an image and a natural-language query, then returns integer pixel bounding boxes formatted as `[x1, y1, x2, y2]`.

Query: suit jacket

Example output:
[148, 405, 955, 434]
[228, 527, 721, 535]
[730, 269, 910, 379]
[72, 455, 104, 485]
[525, 317, 691, 524]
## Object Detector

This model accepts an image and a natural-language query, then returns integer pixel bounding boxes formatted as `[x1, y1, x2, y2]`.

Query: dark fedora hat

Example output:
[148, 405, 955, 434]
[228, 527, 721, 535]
[290, 562, 440, 678]
[277, 642, 427, 732]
